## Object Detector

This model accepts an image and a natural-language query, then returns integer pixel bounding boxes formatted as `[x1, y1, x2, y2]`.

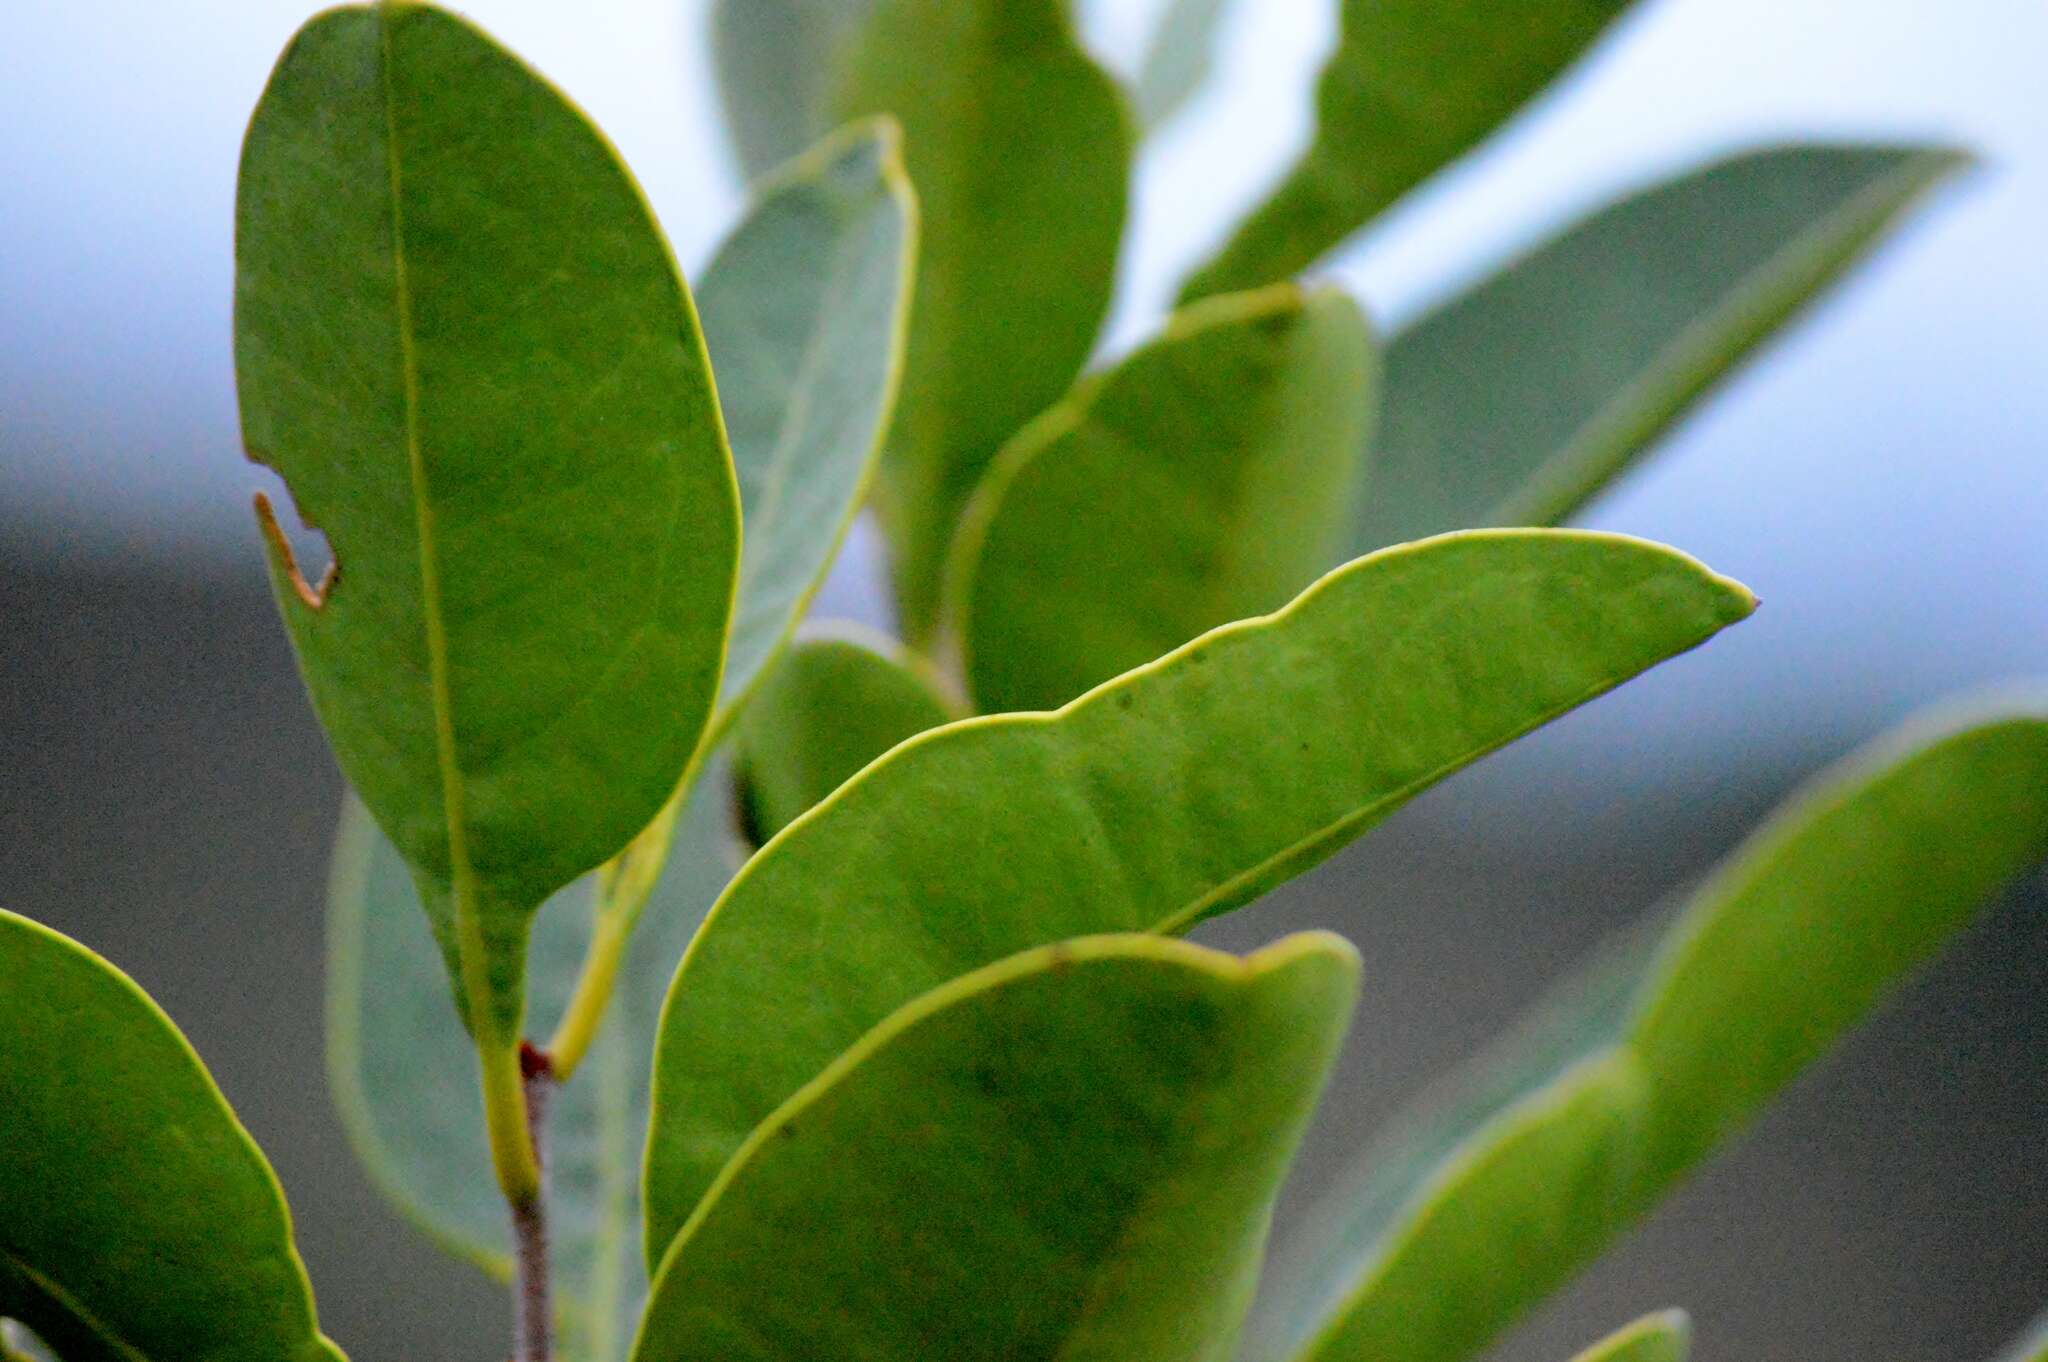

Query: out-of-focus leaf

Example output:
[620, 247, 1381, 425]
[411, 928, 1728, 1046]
[327, 771, 740, 1361]
[1134, 0, 1233, 131]
[708, 0, 877, 183]
[1564, 1312, 1691, 1362]
[702, 118, 917, 720]
[710, 0, 1132, 641]
[1180, 0, 1641, 301]
[0, 909, 346, 1362]
[633, 933, 1358, 1362]
[642, 530, 1754, 1258]
[954, 282, 1375, 713]
[1351, 143, 1970, 555]
[1247, 703, 2048, 1362]
[1997, 1311, 2048, 1362]
[235, 3, 740, 1051]
[734, 628, 958, 844]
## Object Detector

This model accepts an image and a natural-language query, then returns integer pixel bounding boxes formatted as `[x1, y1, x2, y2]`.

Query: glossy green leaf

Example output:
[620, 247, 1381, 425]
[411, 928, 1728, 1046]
[954, 282, 1376, 713]
[702, 118, 917, 719]
[634, 932, 1358, 1362]
[0, 909, 345, 1362]
[1351, 143, 1970, 554]
[1180, 0, 1640, 300]
[235, 3, 741, 1045]
[643, 529, 1754, 1258]
[1134, 0, 1233, 131]
[734, 627, 958, 843]
[1564, 1312, 1690, 1362]
[1248, 702, 2048, 1362]
[328, 769, 739, 1361]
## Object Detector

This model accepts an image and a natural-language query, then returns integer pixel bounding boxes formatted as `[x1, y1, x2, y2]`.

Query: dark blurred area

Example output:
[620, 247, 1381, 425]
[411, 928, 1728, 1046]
[3, 3, 2044, 1360]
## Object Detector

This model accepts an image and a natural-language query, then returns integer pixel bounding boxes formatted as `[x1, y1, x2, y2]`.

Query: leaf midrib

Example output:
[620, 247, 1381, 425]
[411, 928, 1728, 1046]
[376, 12, 490, 1029]
[1493, 150, 1952, 529]
[2, 1246, 154, 1362]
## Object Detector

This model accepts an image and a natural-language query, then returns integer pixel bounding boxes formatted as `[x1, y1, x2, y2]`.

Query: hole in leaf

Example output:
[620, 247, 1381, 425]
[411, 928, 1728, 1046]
[247, 460, 335, 609]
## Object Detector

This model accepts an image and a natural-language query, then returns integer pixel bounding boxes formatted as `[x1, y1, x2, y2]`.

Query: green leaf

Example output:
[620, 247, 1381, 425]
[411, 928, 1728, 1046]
[734, 628, 959, 844]
[954, 282, 1377, 713]
[643, 529, 1754, 1259]
[708, 0, 877, 183]
[707, 0, 1133, 640]
[1133, 0, 1234, 131]
[848, 0, 1133, 641]
[1564, 1312, 1691, 1362]
[1179, 0, 1641, 301]
[708, 0, 1127, 642]
[235, 3, 741, 1050]
[1248, 702, 2048, 1362]
[327, 770, 740, 1361]
[632, 932, 1359, 1362]
[1351, 143, 1970, 554]
[702, 118, 918, 720]
[0, 909, 345, 1362]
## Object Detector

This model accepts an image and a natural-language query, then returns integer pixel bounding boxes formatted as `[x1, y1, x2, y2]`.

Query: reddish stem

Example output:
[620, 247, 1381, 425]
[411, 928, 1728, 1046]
[513, 1042, 555, 1362]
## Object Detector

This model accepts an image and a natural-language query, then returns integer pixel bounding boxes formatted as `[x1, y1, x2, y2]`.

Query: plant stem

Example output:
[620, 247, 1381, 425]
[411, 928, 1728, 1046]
[479, 1033, 542, 1206]
[547, 739, 706, 1080]
[545, 889, 633, 1082]
[512, 1043, 555, 1362]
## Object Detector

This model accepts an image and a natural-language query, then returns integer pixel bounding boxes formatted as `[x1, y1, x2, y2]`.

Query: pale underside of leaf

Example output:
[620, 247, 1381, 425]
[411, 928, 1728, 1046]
[1562, 1311, 1691, 1362]
[1132, 0, 1233, 131]
[1350, 142, 1970, 556]
[708, 0, 880, 183]
[327, 768, 740, 1360]
[835, 0, 1133, 641]
[1250, 702, 2048, 1362]
[1178, 0, 1643, 301]
[701, 116, 918, 726]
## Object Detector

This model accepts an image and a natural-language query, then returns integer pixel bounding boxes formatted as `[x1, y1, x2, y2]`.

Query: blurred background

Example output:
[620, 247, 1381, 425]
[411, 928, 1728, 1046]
[2, 2, 2043, 1359]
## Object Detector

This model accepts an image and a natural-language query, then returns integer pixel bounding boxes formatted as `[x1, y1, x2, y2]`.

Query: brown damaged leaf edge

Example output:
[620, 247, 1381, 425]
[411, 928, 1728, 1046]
[253, 487, 337, 610]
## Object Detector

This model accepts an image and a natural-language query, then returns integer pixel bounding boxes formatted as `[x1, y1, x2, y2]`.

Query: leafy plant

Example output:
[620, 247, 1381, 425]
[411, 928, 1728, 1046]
[1, 3, 2039, 1362]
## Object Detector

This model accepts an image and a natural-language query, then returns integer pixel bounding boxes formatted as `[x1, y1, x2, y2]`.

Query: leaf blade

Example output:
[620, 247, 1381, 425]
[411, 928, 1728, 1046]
[954, 282, 1377, 713]
[235, 3, 740, 1041]
[632, 933, 1358, 1362]
[710, 0, 1132, 640]
[1179, 0, 1642, 300]
[327, 771, 740, 1360]
[844, 0, 1133, 640]
[702, 118, 918, 718]
[1351, 143, 1970, 554]
[0, 910, 345, 1362]
[733, 628, 958, 844]
[1133, 0, 1234, 131]
[1252, 703, 2048, 1362]
[1565, 1312, 1691, 1362]
[642, 529, 1754, 1260]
